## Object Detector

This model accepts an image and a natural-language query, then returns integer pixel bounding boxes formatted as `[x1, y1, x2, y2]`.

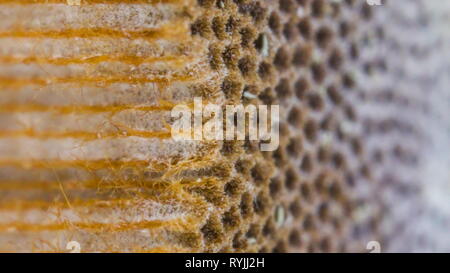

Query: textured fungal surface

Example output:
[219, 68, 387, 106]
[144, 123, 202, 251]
[0, 0, 449, 252]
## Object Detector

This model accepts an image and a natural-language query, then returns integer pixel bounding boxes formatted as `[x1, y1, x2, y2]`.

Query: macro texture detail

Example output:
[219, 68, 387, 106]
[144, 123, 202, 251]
[0, 0, 449, 253]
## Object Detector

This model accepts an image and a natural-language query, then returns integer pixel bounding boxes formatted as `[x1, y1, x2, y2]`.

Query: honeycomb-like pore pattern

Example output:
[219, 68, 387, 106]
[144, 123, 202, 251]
[4, 0, 439, 252]
[190, 0, 383, 253]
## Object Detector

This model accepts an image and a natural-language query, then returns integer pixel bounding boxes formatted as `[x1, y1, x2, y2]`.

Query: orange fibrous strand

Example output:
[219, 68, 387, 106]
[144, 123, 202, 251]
[0, 130, 171, 140]
[0, 23, 188, 41]
[0, 104, 174, 113]
[0, 0, 183, 4]
[0, 219, 185, 232]
[0, 55, 195, 66]
[0, 74, 194, 88]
